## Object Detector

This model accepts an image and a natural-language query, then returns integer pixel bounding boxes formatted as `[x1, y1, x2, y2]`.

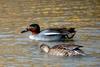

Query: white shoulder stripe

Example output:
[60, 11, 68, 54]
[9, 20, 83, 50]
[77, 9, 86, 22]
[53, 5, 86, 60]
[44, 33, 61, 35]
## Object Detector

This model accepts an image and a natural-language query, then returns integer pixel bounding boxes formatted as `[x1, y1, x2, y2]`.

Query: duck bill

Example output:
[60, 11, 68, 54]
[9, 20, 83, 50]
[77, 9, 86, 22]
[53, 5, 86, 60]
[21, 28, 28, 33]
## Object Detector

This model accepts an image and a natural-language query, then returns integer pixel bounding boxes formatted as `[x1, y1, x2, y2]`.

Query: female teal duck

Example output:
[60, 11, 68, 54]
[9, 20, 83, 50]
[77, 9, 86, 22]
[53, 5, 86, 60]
[40, 44, 86, 56]
[21, 24, 76, 41]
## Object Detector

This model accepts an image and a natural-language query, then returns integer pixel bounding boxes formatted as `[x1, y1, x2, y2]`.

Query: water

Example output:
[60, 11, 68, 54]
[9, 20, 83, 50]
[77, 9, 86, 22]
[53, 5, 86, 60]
[0, 22, 100, 67]
[0, 0, 100, 67]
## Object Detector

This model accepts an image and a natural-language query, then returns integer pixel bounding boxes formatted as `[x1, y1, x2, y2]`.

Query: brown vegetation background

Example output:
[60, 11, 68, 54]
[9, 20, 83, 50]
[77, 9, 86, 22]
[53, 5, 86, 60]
[0, 0, 99, 32]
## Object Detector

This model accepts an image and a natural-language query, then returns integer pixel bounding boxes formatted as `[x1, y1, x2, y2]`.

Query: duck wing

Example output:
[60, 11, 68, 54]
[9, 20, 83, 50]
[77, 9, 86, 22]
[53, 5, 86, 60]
[44, 32, 61, 36]
[40, 28, 76, 39]
[45, 28, 76, 39]
[64, 45, 83, 50]
[40, 29, 61, 36]
[41, 28, 69, 36]
[52, 44, 66, 49]
[52, 44, 83, 50]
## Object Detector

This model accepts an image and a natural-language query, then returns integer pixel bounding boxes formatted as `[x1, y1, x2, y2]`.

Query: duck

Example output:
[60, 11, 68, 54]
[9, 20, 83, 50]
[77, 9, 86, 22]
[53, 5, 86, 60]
[21, 23, 76, 41]
[40, 44, 86, 56]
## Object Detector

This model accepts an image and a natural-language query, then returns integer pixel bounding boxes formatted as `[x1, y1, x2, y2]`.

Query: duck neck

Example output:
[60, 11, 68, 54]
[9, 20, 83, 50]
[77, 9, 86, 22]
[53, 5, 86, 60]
[30, 29, 40, 35]
[32, 31, 40, 35]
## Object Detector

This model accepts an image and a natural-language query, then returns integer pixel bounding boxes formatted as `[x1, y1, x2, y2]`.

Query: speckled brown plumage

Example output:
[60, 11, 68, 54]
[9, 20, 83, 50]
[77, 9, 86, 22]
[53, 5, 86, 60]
[40, 44, 86, 56]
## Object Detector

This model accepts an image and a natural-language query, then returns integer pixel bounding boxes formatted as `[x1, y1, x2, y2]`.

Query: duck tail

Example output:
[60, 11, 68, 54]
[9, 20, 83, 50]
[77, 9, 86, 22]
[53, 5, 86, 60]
[63, 28, 76, 39]
[67, 28, 76, 33]
[74, 48, 86, 56]
[81, 53, 86, 56]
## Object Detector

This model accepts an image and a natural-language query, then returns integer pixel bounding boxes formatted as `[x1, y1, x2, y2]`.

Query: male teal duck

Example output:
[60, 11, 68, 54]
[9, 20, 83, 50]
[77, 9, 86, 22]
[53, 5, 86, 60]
[21, 24, 76, 41]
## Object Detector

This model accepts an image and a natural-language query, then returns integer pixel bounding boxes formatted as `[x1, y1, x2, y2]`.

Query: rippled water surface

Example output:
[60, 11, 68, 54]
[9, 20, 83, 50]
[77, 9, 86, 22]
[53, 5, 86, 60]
[0, 0, 100, 67]
[0, 22, 100, 67]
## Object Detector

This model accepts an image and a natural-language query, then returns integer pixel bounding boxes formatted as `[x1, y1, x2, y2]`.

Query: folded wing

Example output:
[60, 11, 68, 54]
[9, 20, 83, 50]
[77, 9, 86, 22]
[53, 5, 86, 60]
[52, 44, 83, 50]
